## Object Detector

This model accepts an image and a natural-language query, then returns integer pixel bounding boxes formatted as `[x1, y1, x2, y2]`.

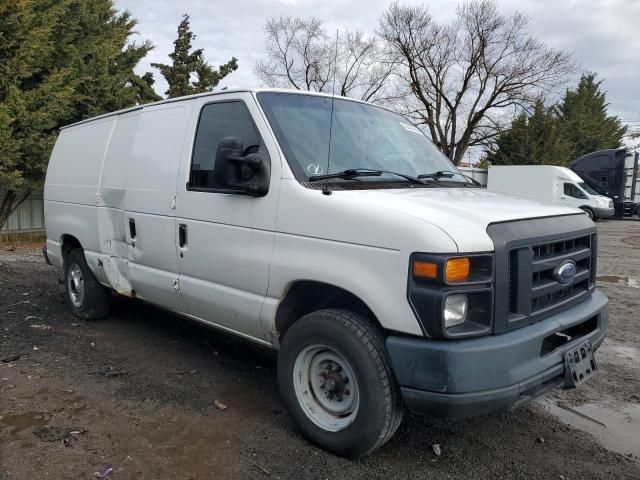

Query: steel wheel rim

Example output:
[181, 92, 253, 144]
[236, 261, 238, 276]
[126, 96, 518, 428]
[67, 263, 85, 307]
[293, 344, 360, 432]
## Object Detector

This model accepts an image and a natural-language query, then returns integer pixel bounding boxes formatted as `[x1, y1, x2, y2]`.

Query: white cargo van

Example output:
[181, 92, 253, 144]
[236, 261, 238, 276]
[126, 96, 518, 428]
[487, 165, 614, 220]
[44, 89, 608, 457]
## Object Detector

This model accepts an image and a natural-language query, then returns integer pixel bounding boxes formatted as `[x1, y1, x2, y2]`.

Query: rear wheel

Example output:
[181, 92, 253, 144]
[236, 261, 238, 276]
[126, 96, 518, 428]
[277, 309, 403, 457]
[64, 249, 110, 320]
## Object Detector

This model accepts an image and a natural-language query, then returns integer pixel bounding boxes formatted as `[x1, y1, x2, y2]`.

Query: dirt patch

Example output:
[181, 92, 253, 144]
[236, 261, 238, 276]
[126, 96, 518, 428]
[1, 221, 639, 479]
[621, 236, 640, 247]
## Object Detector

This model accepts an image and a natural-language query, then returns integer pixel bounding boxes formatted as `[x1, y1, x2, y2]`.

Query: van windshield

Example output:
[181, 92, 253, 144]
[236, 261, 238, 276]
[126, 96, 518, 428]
[257, 92, 466, 184]
[578, 182, 598, 196]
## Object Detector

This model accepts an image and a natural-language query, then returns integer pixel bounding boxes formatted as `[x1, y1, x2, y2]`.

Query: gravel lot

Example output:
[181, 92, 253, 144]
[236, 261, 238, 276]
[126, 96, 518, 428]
[1, 220, 639, 479]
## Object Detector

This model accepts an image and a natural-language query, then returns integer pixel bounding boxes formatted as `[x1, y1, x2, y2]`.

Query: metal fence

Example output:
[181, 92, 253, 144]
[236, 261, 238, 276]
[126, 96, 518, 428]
[0, 188, 45, 234]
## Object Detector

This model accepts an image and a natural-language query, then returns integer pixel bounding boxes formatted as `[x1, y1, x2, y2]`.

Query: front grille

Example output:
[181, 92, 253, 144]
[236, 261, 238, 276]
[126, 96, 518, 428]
[530, 236, 592, 314]
[487, 215, 597, 334]
[508, 233, 596, 322]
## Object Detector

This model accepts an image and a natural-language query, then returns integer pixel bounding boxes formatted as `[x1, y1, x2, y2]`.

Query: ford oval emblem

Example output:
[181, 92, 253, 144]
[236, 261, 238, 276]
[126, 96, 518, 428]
[554, 260, 577, 284]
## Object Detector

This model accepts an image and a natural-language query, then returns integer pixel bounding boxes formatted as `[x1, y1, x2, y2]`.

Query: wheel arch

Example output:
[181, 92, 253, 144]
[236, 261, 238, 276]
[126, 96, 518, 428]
[579, 206, 594, 217]
[274, 280, 383, 341]
[60, 234, 83, 264]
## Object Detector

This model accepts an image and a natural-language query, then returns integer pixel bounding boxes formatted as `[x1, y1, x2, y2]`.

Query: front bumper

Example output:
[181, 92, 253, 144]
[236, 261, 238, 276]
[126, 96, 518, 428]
[593, 206, 615, 219]
[386, 290, 608, 418]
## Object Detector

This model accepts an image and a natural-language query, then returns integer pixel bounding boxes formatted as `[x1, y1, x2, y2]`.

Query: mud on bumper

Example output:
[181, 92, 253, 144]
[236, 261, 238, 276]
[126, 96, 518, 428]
[386, 290, 608, 418]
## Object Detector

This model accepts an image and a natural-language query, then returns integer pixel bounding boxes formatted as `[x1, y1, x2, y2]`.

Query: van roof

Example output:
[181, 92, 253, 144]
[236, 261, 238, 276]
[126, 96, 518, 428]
[60, 88, 371, 130]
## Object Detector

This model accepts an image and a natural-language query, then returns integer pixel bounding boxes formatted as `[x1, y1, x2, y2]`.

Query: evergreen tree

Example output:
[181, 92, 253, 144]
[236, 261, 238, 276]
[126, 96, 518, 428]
[0, 0, 160, 228]
[557, 73, 627, 159]
[152, 15, 238, 98]
[485, 99, 572, 166]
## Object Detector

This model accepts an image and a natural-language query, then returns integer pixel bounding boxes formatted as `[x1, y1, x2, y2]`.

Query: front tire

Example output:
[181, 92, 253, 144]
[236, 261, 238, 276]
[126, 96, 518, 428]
[277, 309, 403, 457]
[64, 249, 110, 320]
[581, 207, 595, 220]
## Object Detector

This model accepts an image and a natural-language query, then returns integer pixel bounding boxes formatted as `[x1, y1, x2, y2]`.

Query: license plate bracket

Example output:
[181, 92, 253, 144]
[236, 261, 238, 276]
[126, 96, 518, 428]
[563, 340, 597, 389]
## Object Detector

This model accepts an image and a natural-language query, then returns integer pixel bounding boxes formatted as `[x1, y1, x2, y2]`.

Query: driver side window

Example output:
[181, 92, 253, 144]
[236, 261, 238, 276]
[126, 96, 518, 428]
[563, 183, 587, 199]
[190, 101, 260, 190]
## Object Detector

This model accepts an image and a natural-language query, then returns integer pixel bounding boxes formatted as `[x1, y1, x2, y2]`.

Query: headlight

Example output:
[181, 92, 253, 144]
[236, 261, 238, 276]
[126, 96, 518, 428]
[412, 255, 492, 285]
[409, 253, 493, 338]
[609, 200, 614, 208]
[444, 294, 467, 328]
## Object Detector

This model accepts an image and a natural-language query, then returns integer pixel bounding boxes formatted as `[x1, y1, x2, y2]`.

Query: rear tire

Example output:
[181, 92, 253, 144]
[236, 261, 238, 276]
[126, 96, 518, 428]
[64, 249, 110, 320]
[277, 309, 404, 457]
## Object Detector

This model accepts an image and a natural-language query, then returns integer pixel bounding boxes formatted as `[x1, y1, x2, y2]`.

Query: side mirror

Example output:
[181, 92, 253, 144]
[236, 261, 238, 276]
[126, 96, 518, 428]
[214, 137, 270, 197]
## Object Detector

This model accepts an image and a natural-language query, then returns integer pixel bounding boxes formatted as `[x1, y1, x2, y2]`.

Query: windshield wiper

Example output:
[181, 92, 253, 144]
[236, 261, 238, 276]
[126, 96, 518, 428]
[418, 170, 481, 186]
[308, 168, 425, 185]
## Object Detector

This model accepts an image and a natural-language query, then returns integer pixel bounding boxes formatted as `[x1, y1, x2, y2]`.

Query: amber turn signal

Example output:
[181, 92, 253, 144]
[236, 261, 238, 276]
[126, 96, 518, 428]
[445, 257, 470, 282]
[413, 261, 437, 279]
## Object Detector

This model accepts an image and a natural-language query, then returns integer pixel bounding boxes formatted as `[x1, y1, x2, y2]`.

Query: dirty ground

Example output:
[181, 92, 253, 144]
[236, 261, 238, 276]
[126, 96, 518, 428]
[1, 221, 639, 479]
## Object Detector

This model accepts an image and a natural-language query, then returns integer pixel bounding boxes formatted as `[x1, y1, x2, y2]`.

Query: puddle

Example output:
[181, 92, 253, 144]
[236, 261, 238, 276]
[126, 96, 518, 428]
[542, 400, 640, 458]
[0, 411, 49, 436]
[596, 275, 640, 288]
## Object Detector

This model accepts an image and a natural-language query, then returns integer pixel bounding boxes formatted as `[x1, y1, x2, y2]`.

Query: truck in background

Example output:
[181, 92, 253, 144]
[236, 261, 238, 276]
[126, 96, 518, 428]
[570, 149, 640, 219]
[487, 165, 615, 220]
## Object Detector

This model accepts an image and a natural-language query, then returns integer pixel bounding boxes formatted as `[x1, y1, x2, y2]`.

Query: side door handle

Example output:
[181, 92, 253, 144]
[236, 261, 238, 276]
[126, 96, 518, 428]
[129, 218, 137, 241]
[178, 223, 187, 248]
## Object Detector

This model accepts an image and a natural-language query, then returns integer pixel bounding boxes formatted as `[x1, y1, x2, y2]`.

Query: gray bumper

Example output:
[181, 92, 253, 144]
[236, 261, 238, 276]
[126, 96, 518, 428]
[593, 206, 615, 219]
[386, 290, 608, 418]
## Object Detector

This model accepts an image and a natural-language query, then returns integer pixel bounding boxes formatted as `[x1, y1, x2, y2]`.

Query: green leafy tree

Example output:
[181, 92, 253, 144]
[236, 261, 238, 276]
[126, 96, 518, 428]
[485, 99, 572, 166]
[152, 15, 238, 98]
[557, 73, 627, 159]
[0, 0, 160, 229]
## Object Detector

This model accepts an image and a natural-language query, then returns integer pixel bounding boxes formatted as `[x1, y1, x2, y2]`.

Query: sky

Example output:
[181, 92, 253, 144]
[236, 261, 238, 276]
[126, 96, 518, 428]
[115, 0, 640, 134]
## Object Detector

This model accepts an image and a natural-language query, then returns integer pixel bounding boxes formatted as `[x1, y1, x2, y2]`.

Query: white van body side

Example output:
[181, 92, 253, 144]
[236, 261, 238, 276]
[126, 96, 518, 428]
[487, 165, 614, 218]
[45, 92, 282, 345]
[45, 116, 115, 268]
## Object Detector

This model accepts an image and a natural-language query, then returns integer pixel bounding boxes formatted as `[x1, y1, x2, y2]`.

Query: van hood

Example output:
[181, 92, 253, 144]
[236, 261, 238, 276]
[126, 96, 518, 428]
[335, 187, 583, 252]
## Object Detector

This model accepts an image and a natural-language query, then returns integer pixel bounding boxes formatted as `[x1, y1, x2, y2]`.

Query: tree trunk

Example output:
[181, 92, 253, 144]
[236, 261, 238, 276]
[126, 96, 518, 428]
[452, 146, 466, 166]
[0, 189, 31, 231]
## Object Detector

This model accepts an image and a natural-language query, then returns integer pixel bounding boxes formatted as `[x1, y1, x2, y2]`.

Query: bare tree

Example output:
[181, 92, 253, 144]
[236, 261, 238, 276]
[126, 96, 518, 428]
[628, 134, 640, 150]
[255, 17, 397, 103]
[379, 1, 574, 164]
[626, 120, 640, 150]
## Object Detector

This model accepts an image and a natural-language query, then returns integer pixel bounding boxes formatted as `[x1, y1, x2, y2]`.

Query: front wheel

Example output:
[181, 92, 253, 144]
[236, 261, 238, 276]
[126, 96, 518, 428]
[581, 207, 595, 220]
[277, 309, 404, 457]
